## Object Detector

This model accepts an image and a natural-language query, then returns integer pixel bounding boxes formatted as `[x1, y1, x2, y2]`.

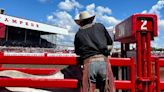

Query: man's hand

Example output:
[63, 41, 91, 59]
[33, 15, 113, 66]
[107, 45, 113, 51]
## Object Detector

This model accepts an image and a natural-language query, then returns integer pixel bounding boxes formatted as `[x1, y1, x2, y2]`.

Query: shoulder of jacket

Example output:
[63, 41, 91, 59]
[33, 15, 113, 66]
[75, 29, 81, 37]
[94, 23, 104, 27]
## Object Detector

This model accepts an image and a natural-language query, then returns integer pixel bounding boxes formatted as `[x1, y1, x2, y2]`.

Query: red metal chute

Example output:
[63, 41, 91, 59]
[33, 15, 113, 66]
[115, 14, 157, 43]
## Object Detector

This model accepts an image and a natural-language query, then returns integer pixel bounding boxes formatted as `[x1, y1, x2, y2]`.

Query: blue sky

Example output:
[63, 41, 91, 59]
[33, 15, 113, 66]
[0, 0, 164, 48]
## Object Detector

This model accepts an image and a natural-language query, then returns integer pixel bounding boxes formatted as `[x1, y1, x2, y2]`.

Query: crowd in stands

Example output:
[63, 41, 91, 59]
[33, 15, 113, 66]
[0, 26, 76, 54]
[151, 51, 164, 57]
[0, 39, 55, 48]
[0, 46, 74, 54]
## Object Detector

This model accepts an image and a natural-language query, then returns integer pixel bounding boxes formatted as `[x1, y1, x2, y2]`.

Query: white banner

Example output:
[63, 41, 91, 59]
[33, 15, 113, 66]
[4, 52, 45, 56]
[0, 14, 68, 35]
[3, 52, 77, 57]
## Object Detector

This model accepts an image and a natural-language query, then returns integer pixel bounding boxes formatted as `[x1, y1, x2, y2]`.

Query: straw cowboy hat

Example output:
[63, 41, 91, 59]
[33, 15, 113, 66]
[75, 11, 95, 25]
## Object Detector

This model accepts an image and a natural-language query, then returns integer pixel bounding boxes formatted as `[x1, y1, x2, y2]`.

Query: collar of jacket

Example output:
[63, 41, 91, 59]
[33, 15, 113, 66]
[80, 23, 95, 29]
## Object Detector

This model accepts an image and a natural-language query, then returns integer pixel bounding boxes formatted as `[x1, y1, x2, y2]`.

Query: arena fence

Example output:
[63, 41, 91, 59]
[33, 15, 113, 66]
[155, 58, 164, 92]
[0, 55, 135, 91]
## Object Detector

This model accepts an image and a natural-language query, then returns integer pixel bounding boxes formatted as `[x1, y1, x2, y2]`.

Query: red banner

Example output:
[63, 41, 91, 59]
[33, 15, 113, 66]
[0, 23, 6, 38]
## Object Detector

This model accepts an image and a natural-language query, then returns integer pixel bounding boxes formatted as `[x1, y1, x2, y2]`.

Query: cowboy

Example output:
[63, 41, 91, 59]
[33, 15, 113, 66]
[74, 11, 115, 92]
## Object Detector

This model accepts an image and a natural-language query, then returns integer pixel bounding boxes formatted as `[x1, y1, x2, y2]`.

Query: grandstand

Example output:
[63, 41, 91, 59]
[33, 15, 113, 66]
[0, 11, 68, 52]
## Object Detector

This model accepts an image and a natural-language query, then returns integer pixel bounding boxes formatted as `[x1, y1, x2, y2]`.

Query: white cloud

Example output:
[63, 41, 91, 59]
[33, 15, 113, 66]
[86, 3, 95, 15]
[149, 0, 164, 17]
[141, 0, 164, 48]
[84, 3, 120, 26]
[149, 0, 164, 47]
[47, 1, 120, 46]
[151, 37, 160, 47]
[141, 10, 148, 14]
[74, 3, 119, 27]
[58, 0, 83, 11]
[96, 6, 112, 15]
[47, 10, 76, 26]
[142, 0, 164, 18]
[151, 42, 159, 47]
[49, 11, 76, 29]
[47, 11, 78, 45]
[151, 37, 164, 48]
[57, 32, 76, 45]
[149, 0, 164, 38]
[159, 19, 164, 30]
[47, 15, 53, 21]
[98, 15, 120, 26]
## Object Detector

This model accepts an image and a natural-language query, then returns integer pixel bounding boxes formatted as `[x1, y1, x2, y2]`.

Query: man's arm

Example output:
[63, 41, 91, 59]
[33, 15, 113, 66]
[74, 34, 80, 55]
[103, 24, 113, 51]
[94, 23, 113, 56]
[103, 25, 113, 46]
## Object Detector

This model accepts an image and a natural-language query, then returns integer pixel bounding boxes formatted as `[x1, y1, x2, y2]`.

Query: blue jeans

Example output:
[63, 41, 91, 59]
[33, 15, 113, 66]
[89, 60, 106, 83]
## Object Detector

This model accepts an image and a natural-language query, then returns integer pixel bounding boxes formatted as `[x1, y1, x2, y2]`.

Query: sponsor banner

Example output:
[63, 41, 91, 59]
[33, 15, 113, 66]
[47, 53, 77, 57]
[4, 52, 45, 56]
[0, 14, 68, 35]
[4, 52, 77, 57]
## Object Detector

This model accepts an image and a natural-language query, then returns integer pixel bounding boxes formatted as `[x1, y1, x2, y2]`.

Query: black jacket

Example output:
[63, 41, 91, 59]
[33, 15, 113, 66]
[74, 23, 113, 61]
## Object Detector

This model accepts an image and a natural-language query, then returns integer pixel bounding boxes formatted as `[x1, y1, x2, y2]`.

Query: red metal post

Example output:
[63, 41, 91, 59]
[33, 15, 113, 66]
[141, 33, 147, 92]
[130, 58, 135, 92]
[155, 58, 160, 92]
[147, 32, 153, 92]
[155, 58, 164, 92]
[136, 32, 143, 91]
[141, 34, 147, 78]
[110, 58, 135, 91]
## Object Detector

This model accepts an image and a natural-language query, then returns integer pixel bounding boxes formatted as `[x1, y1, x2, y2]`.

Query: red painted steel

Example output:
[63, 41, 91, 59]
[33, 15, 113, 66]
[132, 14, 158, 37]
[110, 57, 135, 92]
[136, 18, 153, 31]
[136, 27, 154, 92]
[0, 56, 77, 65]
[110, 58, 135, 91]
[0, 68, 59, 75]
[0, 56, 78, 88]
[136, 32, 143, 91]
[115, 14, 158, 92]
[0, 78, 78, 88]
[110, 58, 133, 66]
[155, 58, 164, 92]
[159, 81, 164, 90]
[115, 80, 132, 89]
[0, 56, 135, 90]
[0, 14, 159, 91]
[130, 58, 135, 92]
[115, 14, 157, 43]
[155, 58, 160, 92]
[142, 34, 147, 92]
[142, 34, 147, 78]
[0, 56, 132, 66]
[147, 32, 153, 92]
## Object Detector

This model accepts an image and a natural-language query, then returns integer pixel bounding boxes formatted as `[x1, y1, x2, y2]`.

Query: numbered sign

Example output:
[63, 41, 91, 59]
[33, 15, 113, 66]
[115, 14, 157, 43]
[136, 18, 153, 31]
